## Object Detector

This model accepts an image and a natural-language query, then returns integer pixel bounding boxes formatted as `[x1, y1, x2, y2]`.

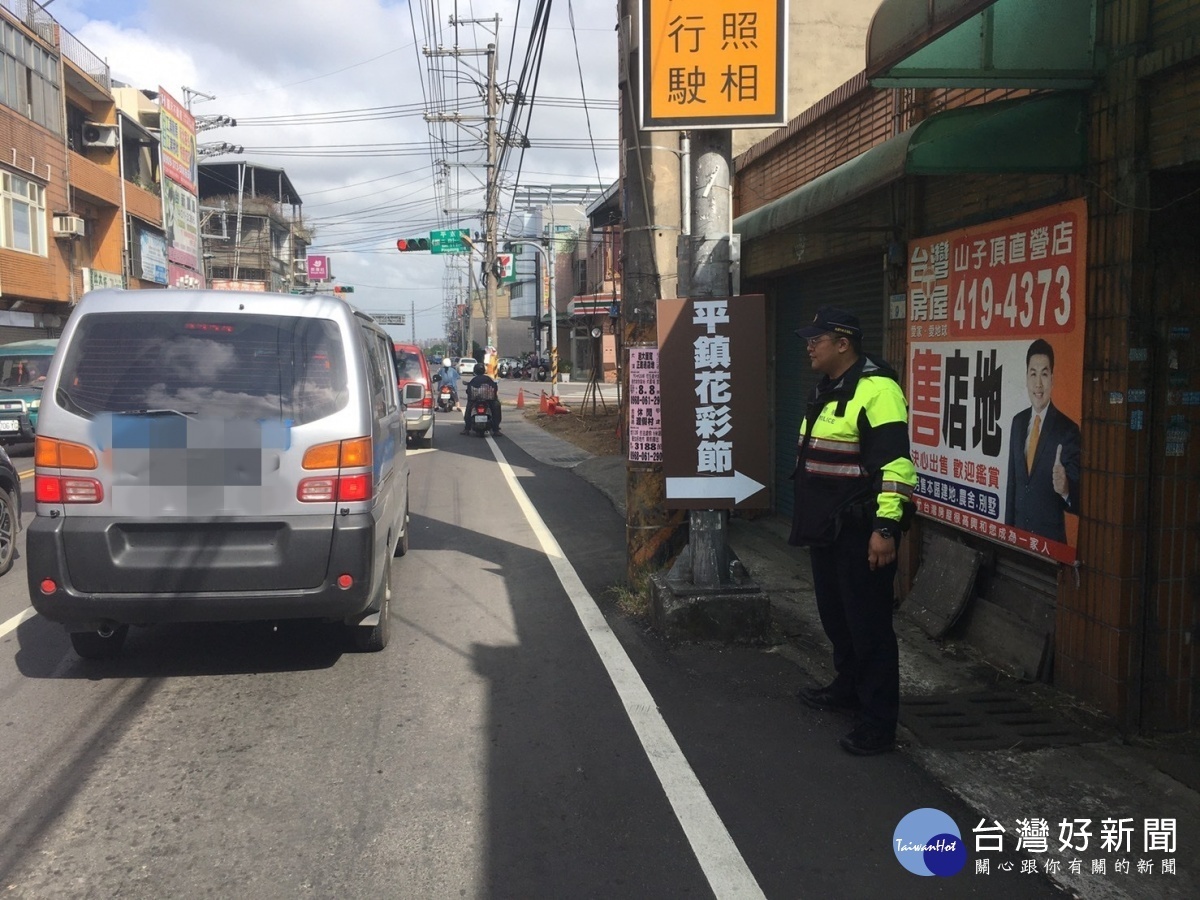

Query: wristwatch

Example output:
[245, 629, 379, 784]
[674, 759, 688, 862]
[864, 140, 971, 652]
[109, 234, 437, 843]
[874, 525, 896, 541]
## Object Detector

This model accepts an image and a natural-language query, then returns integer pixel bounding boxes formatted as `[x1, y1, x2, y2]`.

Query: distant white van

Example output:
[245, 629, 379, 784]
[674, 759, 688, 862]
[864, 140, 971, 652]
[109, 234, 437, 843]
[27, 289, 411, 658]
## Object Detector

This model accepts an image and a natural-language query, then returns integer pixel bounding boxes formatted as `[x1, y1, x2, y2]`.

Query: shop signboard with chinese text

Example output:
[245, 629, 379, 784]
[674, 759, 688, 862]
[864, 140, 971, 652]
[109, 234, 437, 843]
[163, 179, 200, 271]
[307, 256, 329, 282]
[907, 198, 1087, 564]
[629, 347, 663, 463]
[657, 296, 769, 509]
[158, 88, 197, 193]
[168, 263, 206, 290]
[83, 268, 125, 292]
[640, 0, 787, 130]
[137, 228, 169, 285]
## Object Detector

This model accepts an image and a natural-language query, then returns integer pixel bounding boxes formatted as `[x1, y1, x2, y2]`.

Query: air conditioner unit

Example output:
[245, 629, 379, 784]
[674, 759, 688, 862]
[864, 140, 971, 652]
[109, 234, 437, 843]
[82, 122, 118, 149]
[52, 215, 86, 238]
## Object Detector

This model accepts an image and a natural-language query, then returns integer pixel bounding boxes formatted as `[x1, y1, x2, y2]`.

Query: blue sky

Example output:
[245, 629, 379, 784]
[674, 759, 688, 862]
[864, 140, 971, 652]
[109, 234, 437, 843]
[47, 0, 620, 344]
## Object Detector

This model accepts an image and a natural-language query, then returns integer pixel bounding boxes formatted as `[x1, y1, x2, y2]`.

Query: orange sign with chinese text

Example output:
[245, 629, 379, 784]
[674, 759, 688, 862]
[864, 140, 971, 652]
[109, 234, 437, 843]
[640, 0, 787, 130]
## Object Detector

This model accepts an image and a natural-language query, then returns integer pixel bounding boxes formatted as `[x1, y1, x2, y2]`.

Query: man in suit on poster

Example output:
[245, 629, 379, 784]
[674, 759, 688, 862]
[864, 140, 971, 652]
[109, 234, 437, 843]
[1005, 338, 1082, 544]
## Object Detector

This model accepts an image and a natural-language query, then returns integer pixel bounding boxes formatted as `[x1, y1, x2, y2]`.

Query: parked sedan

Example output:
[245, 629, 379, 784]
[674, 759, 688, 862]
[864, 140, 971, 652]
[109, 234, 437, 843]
[457, 357, 479, 376]
[0, 444, 19, 576]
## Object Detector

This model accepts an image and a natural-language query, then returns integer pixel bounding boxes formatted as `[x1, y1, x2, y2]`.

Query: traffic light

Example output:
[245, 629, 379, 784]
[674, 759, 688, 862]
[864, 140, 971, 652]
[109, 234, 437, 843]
[396, 237, 430, 252]
[333, 285, 354, 294]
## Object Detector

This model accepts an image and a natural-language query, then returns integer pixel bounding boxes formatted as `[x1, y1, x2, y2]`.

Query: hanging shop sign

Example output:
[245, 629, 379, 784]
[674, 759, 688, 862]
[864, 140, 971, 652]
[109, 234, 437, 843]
[158, 87, 197, 193]
[640, 0, 787, 130]
[163, 178, 199, 270]
[907, 198, 1087, 564]
[657, 295, 769, 509]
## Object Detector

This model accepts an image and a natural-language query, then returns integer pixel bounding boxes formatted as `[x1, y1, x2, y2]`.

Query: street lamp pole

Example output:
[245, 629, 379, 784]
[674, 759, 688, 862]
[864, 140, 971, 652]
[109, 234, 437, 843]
[506, 239, 557, 398]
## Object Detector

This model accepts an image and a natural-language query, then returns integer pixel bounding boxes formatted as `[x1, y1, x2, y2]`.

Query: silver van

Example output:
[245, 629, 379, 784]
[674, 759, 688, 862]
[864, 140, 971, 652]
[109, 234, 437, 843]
[26, 289, 411, 658]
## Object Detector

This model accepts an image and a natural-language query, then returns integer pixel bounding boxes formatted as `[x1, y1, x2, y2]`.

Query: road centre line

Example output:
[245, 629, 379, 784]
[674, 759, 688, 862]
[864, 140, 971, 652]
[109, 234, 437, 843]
[487, 437, 767, 900]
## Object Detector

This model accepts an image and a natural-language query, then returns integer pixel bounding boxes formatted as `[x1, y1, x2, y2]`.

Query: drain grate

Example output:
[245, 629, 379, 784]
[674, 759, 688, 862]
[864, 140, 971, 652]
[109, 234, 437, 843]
[899, 692, 1098, 751]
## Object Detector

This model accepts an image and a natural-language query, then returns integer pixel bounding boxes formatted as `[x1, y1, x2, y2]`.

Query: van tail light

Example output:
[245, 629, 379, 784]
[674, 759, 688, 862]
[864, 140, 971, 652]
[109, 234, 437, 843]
[36, 475, 103, 504]
[35, 437, 103, 504]
[298, 436, 373, 502]
[337, 473, 371, 501]
[302, 436, 371, 470]
[35, 436, 98, 469]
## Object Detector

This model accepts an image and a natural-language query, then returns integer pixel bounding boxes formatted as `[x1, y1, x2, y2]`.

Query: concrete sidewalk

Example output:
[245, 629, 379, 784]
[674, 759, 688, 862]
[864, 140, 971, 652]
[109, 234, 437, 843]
[497, 416, 1197, 899]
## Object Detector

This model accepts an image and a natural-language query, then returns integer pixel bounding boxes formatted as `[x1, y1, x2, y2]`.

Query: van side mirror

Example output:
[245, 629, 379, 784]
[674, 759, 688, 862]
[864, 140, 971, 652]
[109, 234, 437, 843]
[402, 383, 425, 407]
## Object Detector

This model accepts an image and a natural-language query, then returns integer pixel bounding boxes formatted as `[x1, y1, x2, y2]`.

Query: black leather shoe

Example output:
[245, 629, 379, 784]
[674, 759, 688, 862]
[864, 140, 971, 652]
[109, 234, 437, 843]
[838, 724, 896, 756]
[797, 684, 860, 712]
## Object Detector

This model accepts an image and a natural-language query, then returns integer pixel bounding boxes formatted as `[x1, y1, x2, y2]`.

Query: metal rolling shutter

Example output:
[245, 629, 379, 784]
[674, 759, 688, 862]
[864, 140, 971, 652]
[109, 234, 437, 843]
[0, 326, 59, 344]
[772, 256, 884, 519]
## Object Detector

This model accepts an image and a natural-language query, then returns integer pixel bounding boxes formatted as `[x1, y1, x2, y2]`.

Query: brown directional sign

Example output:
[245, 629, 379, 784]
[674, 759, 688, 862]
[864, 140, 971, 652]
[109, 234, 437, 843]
[657, 295, 770, 509]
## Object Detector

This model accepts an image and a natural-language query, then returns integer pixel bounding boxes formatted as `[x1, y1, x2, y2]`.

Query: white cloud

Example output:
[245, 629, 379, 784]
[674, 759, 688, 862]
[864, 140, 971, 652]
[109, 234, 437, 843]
[60, 0, 620, 345]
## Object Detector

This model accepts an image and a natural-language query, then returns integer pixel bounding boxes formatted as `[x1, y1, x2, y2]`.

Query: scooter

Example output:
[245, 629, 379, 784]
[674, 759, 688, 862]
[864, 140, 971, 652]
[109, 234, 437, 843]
[468, 386, 499, 437]
[432, 373, 456, 412]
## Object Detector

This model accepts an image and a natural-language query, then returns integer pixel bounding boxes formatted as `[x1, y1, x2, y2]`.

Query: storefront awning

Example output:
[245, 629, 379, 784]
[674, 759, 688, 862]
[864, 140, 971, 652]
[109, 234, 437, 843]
[734, 92, 1085, 244]
[867, 0, 1097, 89]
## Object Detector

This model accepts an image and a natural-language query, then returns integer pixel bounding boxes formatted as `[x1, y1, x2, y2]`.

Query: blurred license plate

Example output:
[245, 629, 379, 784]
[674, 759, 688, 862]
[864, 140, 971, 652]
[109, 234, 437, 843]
[474, 415, 490, 424]
[0, 420, 18, 433]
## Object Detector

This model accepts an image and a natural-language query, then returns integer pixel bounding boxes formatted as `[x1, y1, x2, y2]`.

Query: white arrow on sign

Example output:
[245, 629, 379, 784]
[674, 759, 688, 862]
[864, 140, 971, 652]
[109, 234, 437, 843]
[665, 471, 766, 504]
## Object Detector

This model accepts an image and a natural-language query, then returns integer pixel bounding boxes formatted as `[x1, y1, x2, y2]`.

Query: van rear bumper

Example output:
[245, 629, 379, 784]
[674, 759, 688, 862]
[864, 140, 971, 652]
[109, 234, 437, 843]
[26, 513, 379, 630]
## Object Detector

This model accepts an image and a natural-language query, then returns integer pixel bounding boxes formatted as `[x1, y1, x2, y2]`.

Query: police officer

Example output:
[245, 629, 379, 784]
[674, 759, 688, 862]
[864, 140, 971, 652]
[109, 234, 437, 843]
[789, 306, 916, 756]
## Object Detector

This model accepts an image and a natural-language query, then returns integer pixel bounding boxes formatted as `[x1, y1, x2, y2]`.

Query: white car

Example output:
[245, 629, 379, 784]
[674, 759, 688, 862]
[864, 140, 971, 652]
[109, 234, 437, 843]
[457, 357, 479, 376]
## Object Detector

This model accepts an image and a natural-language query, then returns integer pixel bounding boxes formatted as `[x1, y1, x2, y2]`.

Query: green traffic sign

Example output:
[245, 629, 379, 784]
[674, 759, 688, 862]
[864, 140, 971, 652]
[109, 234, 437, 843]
[430, 229, 470, 255]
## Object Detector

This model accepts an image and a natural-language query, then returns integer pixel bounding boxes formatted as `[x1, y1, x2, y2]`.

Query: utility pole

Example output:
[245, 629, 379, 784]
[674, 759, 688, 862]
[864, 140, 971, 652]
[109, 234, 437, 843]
[483, 42, 500, 358]
[678, 129, 733, 588]
[424, 16, 502, 362]
[618, 3, 686, 580]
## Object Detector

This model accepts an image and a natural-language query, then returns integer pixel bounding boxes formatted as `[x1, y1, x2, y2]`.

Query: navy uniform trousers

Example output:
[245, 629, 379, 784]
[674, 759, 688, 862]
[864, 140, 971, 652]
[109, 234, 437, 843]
[808, 514, 899, 734]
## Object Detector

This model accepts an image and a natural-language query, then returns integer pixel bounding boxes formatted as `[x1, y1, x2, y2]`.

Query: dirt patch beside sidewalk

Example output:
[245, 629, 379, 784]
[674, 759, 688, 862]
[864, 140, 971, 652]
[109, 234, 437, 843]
[522, 406, 623, 457]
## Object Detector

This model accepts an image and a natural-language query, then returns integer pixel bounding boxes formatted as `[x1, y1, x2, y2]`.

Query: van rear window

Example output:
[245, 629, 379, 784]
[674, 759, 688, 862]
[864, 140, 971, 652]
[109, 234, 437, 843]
[393, 348, 425, 381]
[57, 312, 348, 425]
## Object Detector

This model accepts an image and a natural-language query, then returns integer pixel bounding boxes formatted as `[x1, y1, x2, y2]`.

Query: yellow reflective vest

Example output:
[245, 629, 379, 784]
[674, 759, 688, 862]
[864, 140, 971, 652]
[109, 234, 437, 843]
[789, 355, 916, 547]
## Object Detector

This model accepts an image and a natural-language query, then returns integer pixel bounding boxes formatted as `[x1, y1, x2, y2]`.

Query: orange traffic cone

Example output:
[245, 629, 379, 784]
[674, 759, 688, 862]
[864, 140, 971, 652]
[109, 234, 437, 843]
[516, 388, 525, 409]
[539, 391, 551, 414]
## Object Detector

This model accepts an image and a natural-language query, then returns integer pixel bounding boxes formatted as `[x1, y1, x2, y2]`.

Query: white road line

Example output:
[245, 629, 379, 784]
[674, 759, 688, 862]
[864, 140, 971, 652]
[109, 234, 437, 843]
[487, 437, 766, 900]
[0, 606, 37, 639]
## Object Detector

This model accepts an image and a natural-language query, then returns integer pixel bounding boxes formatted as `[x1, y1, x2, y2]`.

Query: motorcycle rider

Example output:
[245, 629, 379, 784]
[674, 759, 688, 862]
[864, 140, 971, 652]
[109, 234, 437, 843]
[462, 363, 502, 435]
[436, 357, 460, 410]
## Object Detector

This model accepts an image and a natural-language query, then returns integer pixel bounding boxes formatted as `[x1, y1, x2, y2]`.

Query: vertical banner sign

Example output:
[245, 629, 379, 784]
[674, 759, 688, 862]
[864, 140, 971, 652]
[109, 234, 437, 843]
[158, 88, 197, 193]
[162, 179, 199, 270]
[658, 296, 770, 509]
[137, 228, 169, 285]
[907, 198, 1087, 564]
[640, 0, 787, 130]
[629, 347, 663, 462]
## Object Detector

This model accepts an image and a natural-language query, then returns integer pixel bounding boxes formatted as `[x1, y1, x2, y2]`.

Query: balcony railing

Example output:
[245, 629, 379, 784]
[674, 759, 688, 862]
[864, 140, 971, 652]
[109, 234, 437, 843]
[0, 0, 111, 90]
[59, 25, 110, 90]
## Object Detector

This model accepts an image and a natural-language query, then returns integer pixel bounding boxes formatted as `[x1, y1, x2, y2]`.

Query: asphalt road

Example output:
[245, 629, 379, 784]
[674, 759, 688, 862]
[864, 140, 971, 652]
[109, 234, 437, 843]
[0, 435, 1069, 899]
